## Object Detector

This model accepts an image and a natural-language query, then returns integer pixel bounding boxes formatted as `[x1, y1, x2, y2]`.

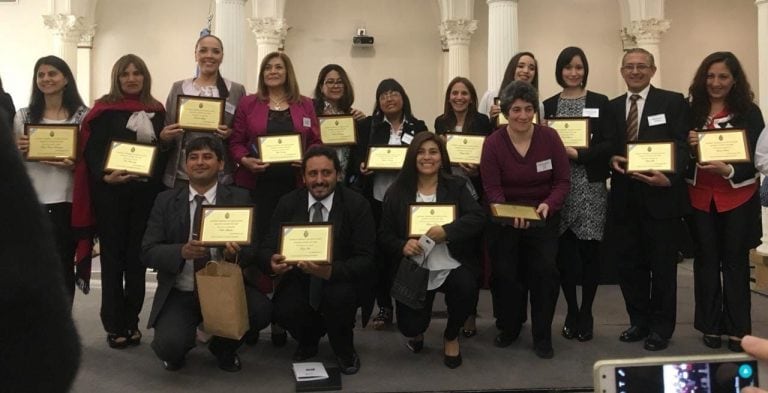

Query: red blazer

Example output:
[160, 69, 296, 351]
[229, 94, 320, 189]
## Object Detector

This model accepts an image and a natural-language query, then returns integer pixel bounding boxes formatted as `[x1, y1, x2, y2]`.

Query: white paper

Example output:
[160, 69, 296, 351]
[293, 362, 328, 381]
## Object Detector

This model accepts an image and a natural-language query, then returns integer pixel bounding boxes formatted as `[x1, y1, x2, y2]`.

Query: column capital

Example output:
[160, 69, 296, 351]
[248, 16, 289, 45]
[79, 25, 97, 48]
[440, 19, 478, 47]
[620, 27, 637, 49]
[630, 18, 670, 44]
[43, 13, 85, 41]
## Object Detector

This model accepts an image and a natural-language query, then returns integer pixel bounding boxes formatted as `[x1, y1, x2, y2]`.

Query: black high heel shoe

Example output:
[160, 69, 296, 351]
[107, 333, 128, 349]
[443, 339, 462, 368]
[127, 329, 142, 346]
[406, 336, 424, 353]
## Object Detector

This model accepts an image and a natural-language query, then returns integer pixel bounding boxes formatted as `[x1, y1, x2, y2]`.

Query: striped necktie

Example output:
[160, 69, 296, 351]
[626, 94, 641, 141]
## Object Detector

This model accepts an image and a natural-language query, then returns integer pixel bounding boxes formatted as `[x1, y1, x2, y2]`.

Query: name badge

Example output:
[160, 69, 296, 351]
[225, 102, 236, 115]
[401, 132, 414, 145]
[536, 159, 553, 172]
[303, 117, 311, 128]
[582, 108, 599, 118]
[647, 114, 667, 126]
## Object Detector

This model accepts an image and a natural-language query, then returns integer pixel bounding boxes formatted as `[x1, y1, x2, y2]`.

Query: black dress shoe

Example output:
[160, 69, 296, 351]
[702, 334, 722, 349]
[576, 331, 593, 342]
[293, 344, 319, 361]
[561, 325, 576, 340]
[619, 326, 649, 342]
[127, 329, 142, 346]
[494, 330, 520, 348]
[728, 338, 744, 353]
[533, 342, 554, 359]
[271, 331, 288, 347]
[107, 333, 129, 349]
[443, 352, 462, 369]
[643, 332, 669, 351]
[406, 338, 424, 353]
[461, 328, 477, 338]
[216, 353, 242, 372]
[162, 359, 185, 371]
[337, 352, 361, 375]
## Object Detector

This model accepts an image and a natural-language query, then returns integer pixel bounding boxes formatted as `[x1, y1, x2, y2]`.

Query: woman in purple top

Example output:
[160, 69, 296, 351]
[480, 80, 570, 359]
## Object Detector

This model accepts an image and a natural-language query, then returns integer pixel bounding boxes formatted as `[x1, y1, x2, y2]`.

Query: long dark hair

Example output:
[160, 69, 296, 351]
[372, 78, 416, 122]
[27, 56, 85, 123]
[99, 54, 160, 105]
[195, 34, 229, 99]
[689, 51, 754, 127]
[313, 64, 355, 114]
[387, 132, 453, 201]
[498, 52, 538, 93]
[437, 77, 479, 132]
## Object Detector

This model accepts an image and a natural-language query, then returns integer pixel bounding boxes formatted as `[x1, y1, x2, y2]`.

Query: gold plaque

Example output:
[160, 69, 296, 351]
[257, 133, 303, 163]
[548, 117, 590, 148]
[319, 115, 357, 146]
[366, 145, 408, 170]
[626, 141, 675, 173]
[279, 223, 333, 264]
[198, 206, 254, 245]
[696, 128, 750, 163]
[490, 203, 542, 221]
[176, 95, 225, 132]
[408, 203, 456, 237]
[104, 140, 157, 176]
[24, 124, 78, 161]
[445, 133, 485, 165]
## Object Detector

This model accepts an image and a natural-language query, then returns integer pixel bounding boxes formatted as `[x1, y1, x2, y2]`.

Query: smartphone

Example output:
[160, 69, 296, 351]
[594, 353, 764, 393]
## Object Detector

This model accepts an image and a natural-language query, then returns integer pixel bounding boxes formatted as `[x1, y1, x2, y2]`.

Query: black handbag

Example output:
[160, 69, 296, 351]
[390, 256, 429, 310]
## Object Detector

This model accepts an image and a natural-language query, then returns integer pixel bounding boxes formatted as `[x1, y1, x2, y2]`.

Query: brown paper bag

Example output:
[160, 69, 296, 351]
[195, 261, 250, 340]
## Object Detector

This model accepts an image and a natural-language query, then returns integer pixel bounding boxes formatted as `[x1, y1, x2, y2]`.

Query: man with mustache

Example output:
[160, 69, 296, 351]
[257, 146, 376, 375]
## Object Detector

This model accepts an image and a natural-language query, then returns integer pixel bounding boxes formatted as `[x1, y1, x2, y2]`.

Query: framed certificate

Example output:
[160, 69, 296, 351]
[696, 128, 750, 163]
[318, 115, 357, 146]
[257, 133, 303, 163]
[176, 95, 225, 132]
[408, 203, 456, 237]
[279, 223, 333, 264]
[198, 206, 254, 245]
[24, 123, 77, 161]
[547, 117, 590, 148]
[490, 203, 542, 221]
[626, 141, 675, 173]
[445, 133, 485, 165]
[366, 145, 408, 170]
[104, 140, 157, 176]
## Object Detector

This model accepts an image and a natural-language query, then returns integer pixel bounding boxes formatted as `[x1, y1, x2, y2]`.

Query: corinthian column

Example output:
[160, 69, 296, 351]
[440, 19, 478, 85]
[214, 0, 247, 85]
[77, 26, 96, 104]
[247, 17, 289, 82]
[43, 14, 85, 74]
[630, 18, 670, 87]
[486, 0, 518, 93]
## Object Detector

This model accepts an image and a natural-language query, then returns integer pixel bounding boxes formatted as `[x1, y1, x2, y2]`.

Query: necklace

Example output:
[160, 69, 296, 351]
[270, 96, 286, 110]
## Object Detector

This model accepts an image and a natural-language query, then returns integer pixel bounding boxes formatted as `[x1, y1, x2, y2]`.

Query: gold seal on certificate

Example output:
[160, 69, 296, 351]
[104, 140, 157, 176]
[366, 146, 408, 170]
[258, 133, 303, 163]
[319, 115, 357, 146]
[626, 141, 675, 173]
[279, 223, 333, 264]
[176, 95, 225, 132]
[408, 203, 456, 237]
[696, 128, 750, 163]
[490, 203, 542, 221]
[198, 206, 254, 245]
[445, 133, 485, 165]
[548, 117, 590, 148]
[24, 124, 77, 161]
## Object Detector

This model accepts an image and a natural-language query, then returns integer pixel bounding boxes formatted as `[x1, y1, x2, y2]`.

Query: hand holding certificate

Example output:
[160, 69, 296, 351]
[547, 118, 589, 148]
[408, 204, 456, 237]
[24, 124, 77, 161]
[445, 133, 485, 165]
[366, 146, 408, 170]
[176, 95, 225, 132]
[258, 134, 303, 163]
[319, 115, 357, 146]
[198, 206, 254, 245]
[696, 129, 750, 163]
[626, 142, 675, 173]
[279, 223, 333, 264]
[104, 140, 157, 176]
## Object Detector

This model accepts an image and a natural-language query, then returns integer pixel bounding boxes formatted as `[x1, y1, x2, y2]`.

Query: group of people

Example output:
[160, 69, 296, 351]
[6, 31, 767, 376]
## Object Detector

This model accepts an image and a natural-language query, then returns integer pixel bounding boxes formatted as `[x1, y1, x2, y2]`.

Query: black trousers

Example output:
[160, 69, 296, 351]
[370, 198, 394, 311]
[45, 202, 77, 305]
[273, 271, 359, 359]
[612, 208, 680, 339]
[691, 195, 757, 337]
[151, 287, 272, 364]
[92, 183, 157, 334]
[489, 216, 561, 344]
[556, 229, 600, 331]
[396, 264, 477, 341]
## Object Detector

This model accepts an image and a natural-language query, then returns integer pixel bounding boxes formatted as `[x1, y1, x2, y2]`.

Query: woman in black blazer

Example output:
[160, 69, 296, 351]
[379, 131, 485, 368]
[349, 78, 428, 329]
[542, 47, 614, 342]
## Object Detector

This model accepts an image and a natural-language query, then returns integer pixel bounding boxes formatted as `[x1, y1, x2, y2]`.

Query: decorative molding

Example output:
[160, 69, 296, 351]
[43, 14, 85, 40]
[486, 0, 517, 4]
[630, 18, 670, 43]
[78, 25, 97, 48]
[440, 19, 478, 46]
[620, 27, 636, 50]
[248, 16, 288, 44]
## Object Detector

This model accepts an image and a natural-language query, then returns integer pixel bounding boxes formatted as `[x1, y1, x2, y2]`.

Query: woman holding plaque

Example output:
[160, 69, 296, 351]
[379, 132, 485, 368]
[74, 54, 167, 349]
[350, 78, 428, 329]
[685, 52, 764, 352]
[229, 52, 320, 244]
[312, 64, 365, 180]
[480, 80, 570, 358]
[160, 34, 246, 189]
[13, 55, 88, 304]
[478, 52, 539, 122]
[542, 47, 612, 342]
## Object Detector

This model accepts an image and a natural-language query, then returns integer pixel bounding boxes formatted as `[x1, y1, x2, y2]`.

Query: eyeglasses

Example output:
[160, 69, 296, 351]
[324, 79, 344, 87]
[379, 91, 401, 100]
[621, 64, 652, 72]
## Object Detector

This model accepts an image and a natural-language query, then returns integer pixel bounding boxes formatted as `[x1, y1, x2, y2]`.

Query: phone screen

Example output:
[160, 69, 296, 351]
[614, 360, 759, 393]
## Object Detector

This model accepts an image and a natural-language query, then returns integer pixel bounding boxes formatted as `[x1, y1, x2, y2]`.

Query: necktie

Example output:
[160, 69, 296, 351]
[309, 201, 324, 310]
[626, 94, 641, 141]
[191, 194, 208, 273]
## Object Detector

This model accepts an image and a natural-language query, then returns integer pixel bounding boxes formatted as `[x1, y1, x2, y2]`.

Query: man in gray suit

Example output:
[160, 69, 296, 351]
[142, 136, 271, 372]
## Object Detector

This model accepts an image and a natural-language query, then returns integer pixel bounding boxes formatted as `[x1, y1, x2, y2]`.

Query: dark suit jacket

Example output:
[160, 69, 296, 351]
[543, 91, 614, 182]
[378, 175, 486, 276]
[141, 183, 257, 329]
[606, 85, 691, 220]
[256, 185, 377, 326]
[433, 112, 493, 136]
